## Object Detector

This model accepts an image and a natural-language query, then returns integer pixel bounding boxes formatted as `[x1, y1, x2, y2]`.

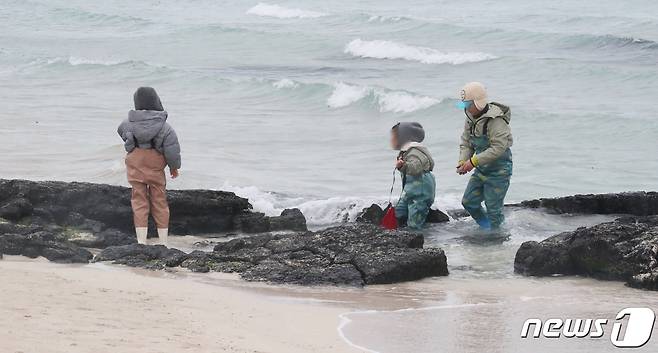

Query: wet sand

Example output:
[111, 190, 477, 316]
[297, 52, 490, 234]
[2, 256, 657, 353]
[0, 257, 358, 353]
[336, 278, 658, 353]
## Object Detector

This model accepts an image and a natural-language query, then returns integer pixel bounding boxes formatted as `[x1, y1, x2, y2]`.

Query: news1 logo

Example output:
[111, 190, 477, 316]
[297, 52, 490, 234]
[521, 308, 656, 348]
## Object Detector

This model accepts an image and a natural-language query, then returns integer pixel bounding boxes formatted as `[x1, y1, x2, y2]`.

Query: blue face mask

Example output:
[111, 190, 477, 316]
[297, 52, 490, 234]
[456, 100, 473, 110]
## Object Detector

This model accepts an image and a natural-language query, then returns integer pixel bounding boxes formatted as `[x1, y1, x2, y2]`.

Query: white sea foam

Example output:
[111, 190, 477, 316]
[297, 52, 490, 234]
[223, 179, 463, 226]
[327, 82, 440, 113]
[246, 3, 327, 19]
[43, 56, 130, 66]
[327, 82, 369, 108]
[272, 78, 298, 89]
[374, 91, 440, 113]
[345, 39, 497, 64]
[295, 197, 373, 225]
[221, 181, 382, 226]
[367, 15, 404, 23]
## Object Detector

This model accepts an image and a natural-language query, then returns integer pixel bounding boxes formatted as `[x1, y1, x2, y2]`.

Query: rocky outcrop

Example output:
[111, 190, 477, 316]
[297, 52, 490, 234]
[514, 216, 658, 290]
[0, 179, 307, 247]
[356, 204, 449, 225]
[95, 224, 449, 286]
[514, 191, 658, 216]
[94, 244, 188, 269]
[0, 222, 92, 263]
[232, 208, 307, 233]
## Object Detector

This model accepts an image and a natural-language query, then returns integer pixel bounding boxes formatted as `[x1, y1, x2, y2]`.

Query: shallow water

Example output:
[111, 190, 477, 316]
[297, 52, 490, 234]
[337, 278, 658, 353]
[174, 255, 658, 353]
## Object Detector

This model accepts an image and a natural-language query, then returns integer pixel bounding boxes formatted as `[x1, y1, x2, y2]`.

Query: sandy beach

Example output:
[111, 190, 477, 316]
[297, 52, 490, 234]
[0, 257, 358, 353]
[2, 255, 658, 353]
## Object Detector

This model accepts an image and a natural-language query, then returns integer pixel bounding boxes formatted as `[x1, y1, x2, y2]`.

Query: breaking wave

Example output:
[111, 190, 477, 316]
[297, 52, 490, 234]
[21, 56, 164, 71]
[47, 56, 134, 66]
[326, 82, 369, 108]
[246, 3, 328, 19]
[272, 78, 299, 89]
[327, 82, 441, 113]
[220, 182, 375, 226]
[345, 39, 497, 65]
[221, 181, 463, 227]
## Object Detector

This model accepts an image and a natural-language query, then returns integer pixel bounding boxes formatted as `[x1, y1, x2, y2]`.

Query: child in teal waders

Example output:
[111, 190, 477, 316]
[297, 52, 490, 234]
[391, 122, 436, 230]
[456, 82, 513, 230]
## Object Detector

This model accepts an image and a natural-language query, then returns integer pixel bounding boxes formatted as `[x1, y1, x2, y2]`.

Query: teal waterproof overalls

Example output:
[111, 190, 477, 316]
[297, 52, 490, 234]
[396, 171, 436, 230]
[462, 118, 513, 229]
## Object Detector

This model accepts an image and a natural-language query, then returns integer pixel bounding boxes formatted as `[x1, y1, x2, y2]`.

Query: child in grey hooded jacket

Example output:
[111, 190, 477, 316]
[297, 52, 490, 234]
[117, 87, 181, 246]
[391, 122, 436, 230]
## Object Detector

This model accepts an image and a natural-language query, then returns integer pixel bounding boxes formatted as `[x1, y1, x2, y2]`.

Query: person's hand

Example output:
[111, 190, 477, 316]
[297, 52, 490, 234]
[395, 159, 405, 170]
[457, 160, 474, 175]
[170, 168, 179, 179]
[455, 161, 466, 174]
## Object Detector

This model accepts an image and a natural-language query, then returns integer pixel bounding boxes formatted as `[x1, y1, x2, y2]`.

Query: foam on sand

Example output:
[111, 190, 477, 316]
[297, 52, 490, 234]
[345, 39, 497, 64]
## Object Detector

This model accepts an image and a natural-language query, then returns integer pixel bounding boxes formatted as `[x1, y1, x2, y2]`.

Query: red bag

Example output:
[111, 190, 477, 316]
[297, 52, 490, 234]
[380, 203, 398, 230]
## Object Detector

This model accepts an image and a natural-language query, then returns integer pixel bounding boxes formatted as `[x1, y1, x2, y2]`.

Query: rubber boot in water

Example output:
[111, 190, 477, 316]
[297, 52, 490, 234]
[136, 227, 148, 244]
[476, 217, 492, 230]
[157, 228, 168, 247]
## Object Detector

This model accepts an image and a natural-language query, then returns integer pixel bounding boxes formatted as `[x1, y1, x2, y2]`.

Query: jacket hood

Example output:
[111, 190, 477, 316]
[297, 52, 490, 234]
[128, 110, 168, 142]
[134, 87, 164, 111]
[402, 143, 435, 172]
[481, 102, 511, 123]
[395, 122, 425, 149]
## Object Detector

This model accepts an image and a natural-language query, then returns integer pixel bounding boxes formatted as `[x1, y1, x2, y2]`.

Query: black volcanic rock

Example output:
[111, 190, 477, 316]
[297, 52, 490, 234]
[270, 208, 307, 231]
[0, 223, 92, 263]
[232, 208, 307, 234]
[426, 209, 450, 223]
[0, 197, 33, 222]
[94, 244, 188, 269]
[67, 228, 137, 248]
[514, 216, 658, 290]
[356, 204, 386, 225]
[513, 191, 658, 216]
[96, 224, 449, 286]
[0, 179, 306, 246]
[356, 204, 449, 225]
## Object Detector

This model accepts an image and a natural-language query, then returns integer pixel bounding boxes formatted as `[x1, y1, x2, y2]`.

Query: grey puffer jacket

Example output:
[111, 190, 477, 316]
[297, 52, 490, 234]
[117, 110, 181, 170]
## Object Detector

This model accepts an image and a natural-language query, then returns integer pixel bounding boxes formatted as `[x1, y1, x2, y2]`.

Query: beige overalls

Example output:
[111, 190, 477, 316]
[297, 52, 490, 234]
[125, 148, 170, 229]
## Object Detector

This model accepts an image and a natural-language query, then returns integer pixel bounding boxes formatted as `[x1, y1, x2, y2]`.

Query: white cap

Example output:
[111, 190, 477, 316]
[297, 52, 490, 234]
[460, 82, 488, 110]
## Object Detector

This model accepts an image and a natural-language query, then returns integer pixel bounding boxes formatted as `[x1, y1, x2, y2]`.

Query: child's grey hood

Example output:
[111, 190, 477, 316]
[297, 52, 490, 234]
[396, 122, 425, 147]
[127, 110, 168, 142]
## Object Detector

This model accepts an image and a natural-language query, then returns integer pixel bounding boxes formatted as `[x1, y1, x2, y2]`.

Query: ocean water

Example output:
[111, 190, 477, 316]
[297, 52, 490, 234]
[1, 0, 657, 225]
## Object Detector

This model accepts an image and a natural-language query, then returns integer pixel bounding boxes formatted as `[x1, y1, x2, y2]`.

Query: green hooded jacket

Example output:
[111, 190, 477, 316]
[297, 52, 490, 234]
[459, 102, 513, 167]
[399, 142, 435, 176]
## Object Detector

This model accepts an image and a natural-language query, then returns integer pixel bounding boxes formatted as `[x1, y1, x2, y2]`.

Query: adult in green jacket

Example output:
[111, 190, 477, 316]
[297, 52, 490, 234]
[456, 82, 513, 229]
